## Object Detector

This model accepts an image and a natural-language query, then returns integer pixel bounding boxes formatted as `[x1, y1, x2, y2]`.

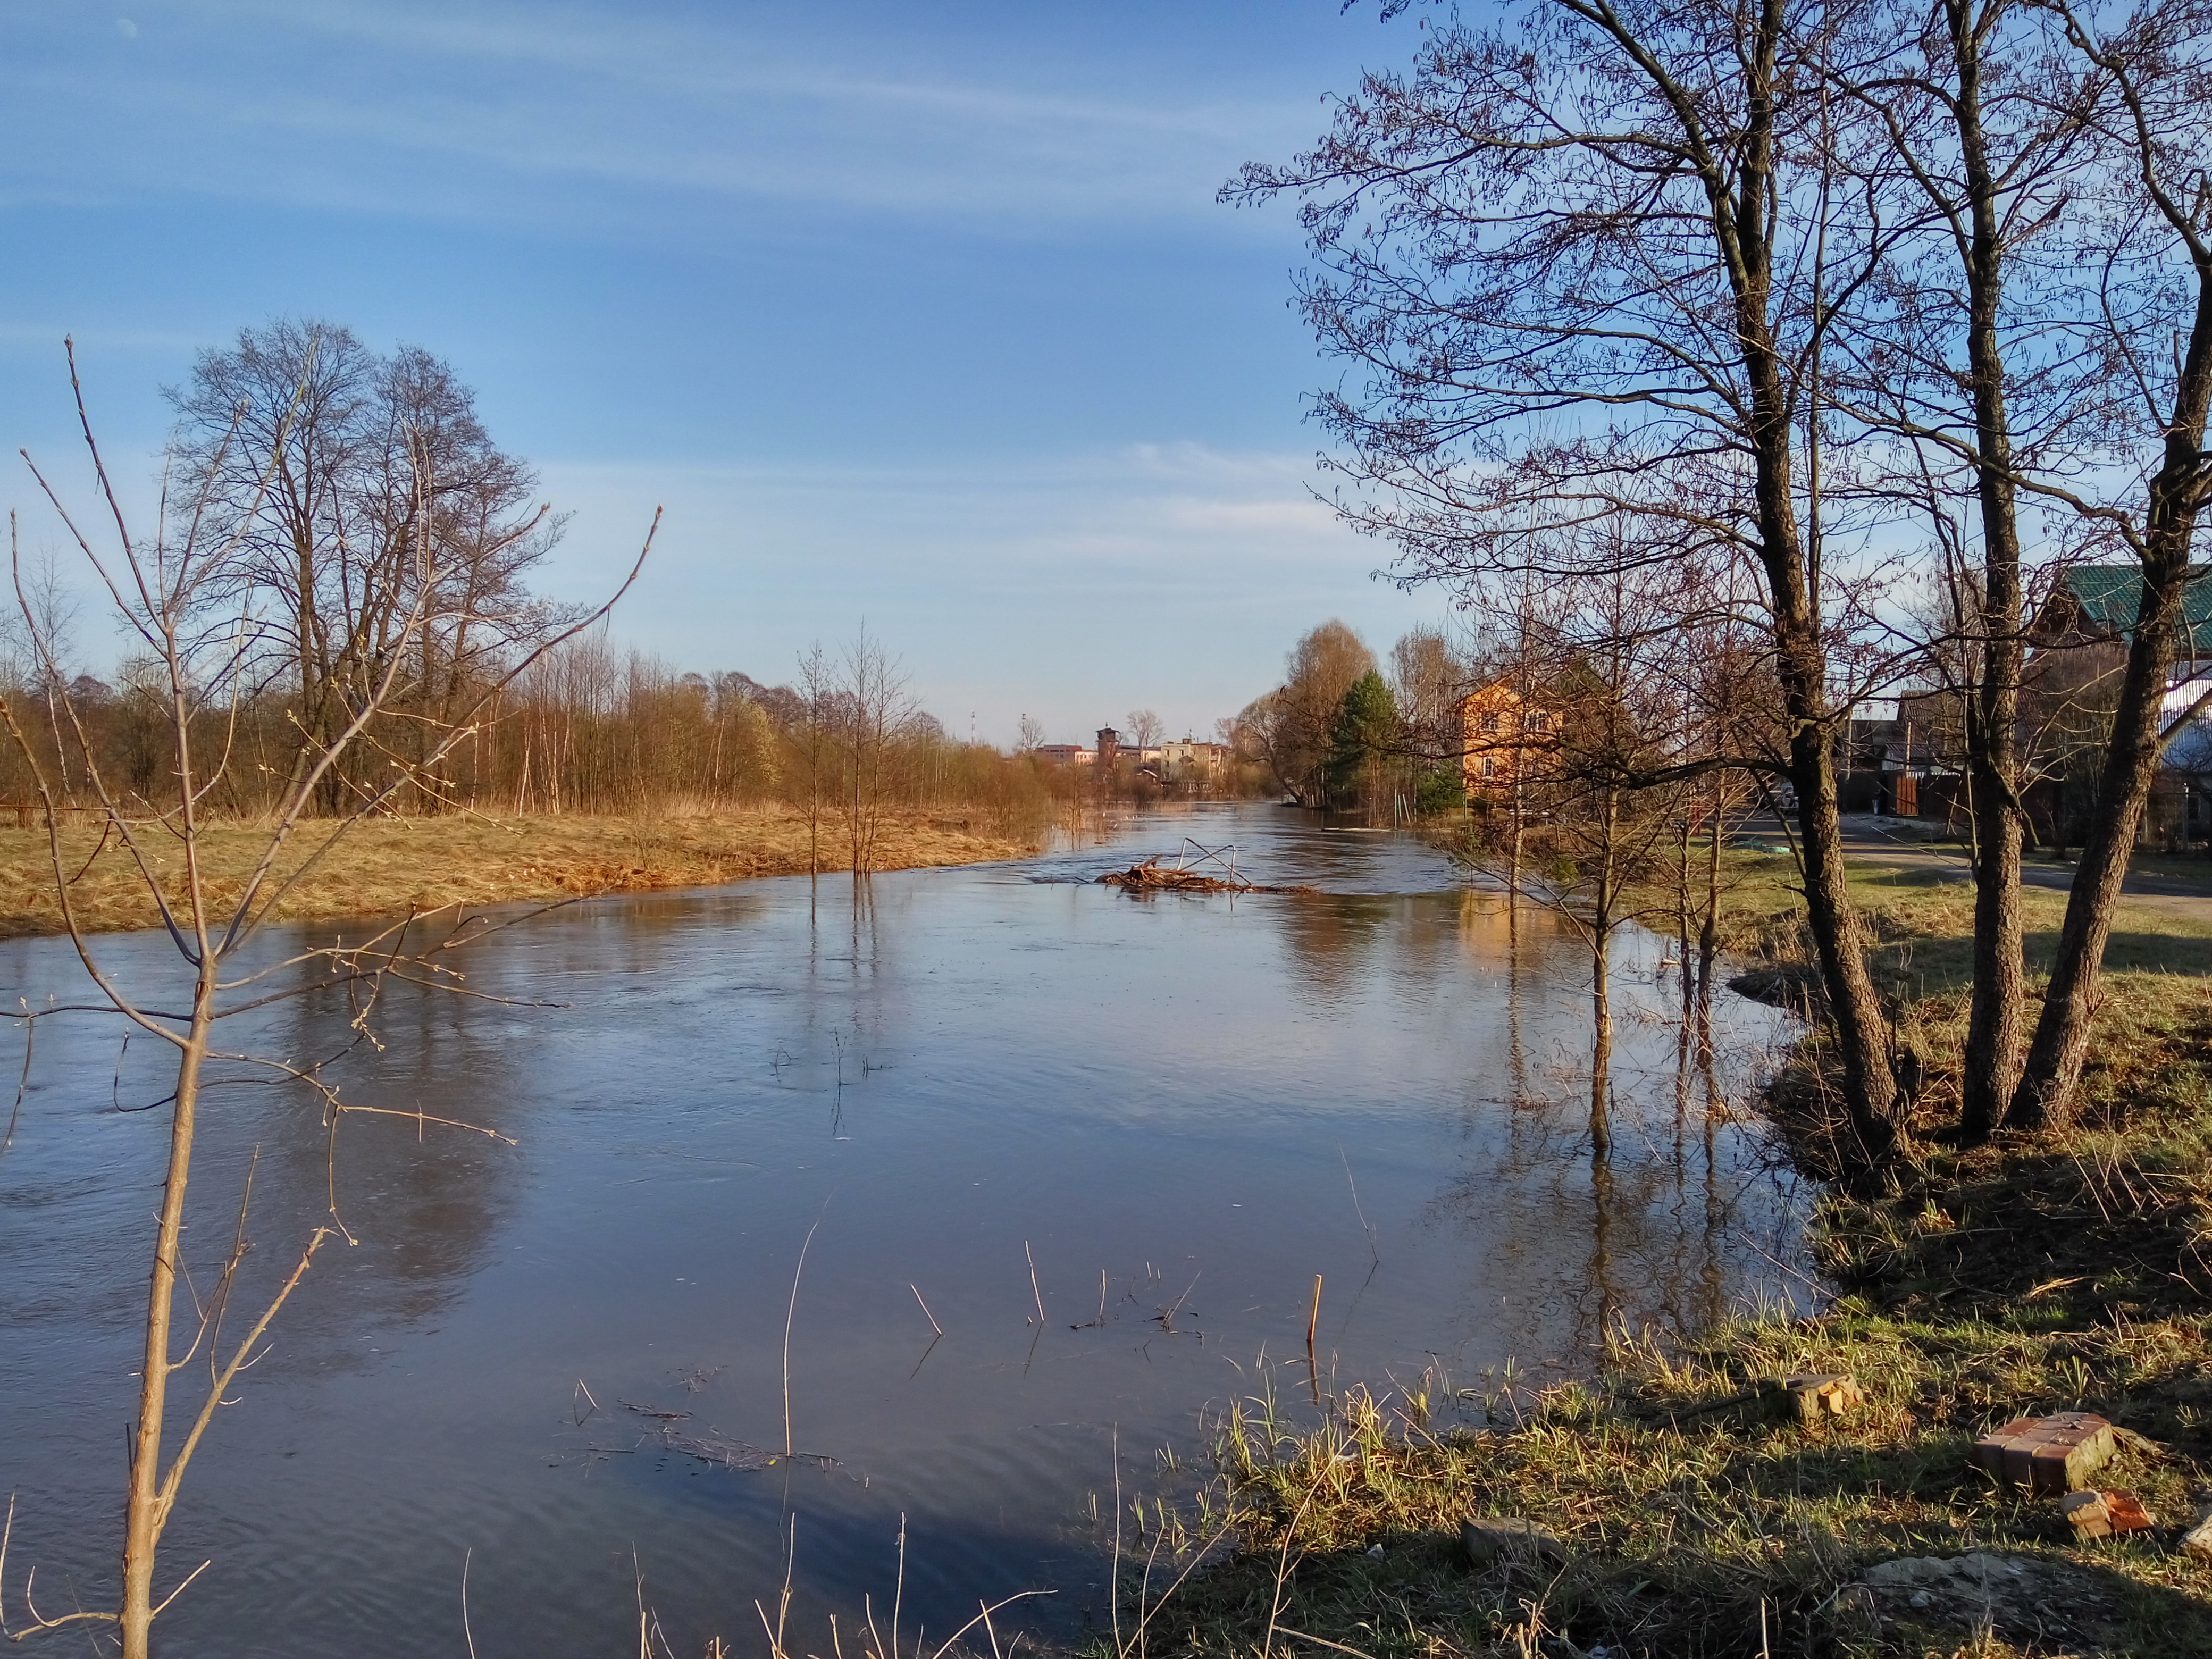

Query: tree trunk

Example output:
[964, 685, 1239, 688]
[1589, 782, 1619, 1159]
[1675, 810, 1695, 1023]
[2006, 559, 2187, 1127]
[1590, 946, 1612, 1159]
[1696, 789, 1723, 1063]
[1788, 706, 1900, 1161]
[1961, 682, 2024, 1139]
[2008, 231, 2212, 1127]
[1931, 0, 2028, 1143]
[120, 1008, 211, 1658]
[1723, 0, 1899, 1162]
[1506, 775, 1523, 944]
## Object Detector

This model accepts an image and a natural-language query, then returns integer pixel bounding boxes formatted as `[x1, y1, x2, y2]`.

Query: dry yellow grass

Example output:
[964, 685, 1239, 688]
[0, 807, 1038, 941]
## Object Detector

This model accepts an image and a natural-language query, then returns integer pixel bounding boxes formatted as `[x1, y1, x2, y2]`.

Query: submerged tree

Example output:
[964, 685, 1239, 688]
[1236, 620, 1376, 806]
[833, 626, 918, 882]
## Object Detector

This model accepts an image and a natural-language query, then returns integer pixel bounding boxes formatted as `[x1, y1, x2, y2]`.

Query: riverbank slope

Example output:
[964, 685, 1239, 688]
[0, 808, 1038, 940]
[1124, 848, 2212, 1657]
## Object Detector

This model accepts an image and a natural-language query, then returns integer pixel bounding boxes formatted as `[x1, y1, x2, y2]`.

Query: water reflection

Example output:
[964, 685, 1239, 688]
[0, 805, 1807, 1656]
[1277, 894, 1394, 1002]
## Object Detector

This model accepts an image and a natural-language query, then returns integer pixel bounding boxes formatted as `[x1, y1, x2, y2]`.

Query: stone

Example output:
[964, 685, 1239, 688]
[1862, 1553, 2026, 1593]
[1461, 1515, 1565, 1568]
[1968, 1412, 2116, 1493]
[2182, 1513, 2212, 1562]
[1852, 1552, 2119, 1647]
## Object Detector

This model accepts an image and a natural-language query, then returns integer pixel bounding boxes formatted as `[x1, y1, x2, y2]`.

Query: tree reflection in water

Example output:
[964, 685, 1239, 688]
[1431, 904, 1795, 1364]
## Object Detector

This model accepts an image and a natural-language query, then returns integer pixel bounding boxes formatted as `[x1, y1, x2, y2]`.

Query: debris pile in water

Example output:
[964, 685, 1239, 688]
[1095, 854, 1316, 895]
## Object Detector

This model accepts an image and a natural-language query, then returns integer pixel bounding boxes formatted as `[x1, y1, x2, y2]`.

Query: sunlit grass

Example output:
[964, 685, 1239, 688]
[0, 806, 1037, 940]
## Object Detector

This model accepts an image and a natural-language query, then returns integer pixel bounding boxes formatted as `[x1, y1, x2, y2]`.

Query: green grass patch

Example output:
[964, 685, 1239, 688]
[1113, 1313, 2212, 1659]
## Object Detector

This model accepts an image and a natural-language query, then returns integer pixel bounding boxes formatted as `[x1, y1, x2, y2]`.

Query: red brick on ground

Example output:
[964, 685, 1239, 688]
[1970, 1413, 2117, 1494]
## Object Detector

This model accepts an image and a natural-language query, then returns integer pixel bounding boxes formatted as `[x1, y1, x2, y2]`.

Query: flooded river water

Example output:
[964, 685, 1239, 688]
[0, 804, 1806, 1655]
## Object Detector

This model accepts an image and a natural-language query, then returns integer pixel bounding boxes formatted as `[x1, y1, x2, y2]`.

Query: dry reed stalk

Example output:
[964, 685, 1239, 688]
[909, 1283, 942, 1336]
[460, 1548, 477, 1659]
[1157, 1272, 1200, 1334]
[1261, 1470, 1328, 1659]
[1337, 1150, 1379, 1263]
[1110, 1424, 1125, 1656]
[1025, 1241, 1046, 1325]
[784, 1206, 827, 1461]
[1305, 1276, 1323, 1405]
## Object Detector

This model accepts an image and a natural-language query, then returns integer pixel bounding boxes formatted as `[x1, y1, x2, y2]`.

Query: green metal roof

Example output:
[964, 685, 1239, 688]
[2060, 564, 2212, 652]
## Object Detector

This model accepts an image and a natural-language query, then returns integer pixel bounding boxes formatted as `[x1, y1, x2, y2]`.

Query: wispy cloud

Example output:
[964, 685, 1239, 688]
[1, 1, 1321, 234]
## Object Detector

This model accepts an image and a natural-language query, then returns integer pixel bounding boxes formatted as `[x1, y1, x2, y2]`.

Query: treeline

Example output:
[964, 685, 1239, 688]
[0, 621, 1076, 843]
[0, 320, 1122, 850]
[1233, 0, 2212, 1160]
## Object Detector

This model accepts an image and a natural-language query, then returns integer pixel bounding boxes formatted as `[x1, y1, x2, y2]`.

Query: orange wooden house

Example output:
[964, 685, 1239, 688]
[1458, 678, 1558, 797]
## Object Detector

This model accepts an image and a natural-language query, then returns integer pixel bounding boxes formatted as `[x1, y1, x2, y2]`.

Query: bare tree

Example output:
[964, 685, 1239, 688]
[834, 627, 916, 882]
[0, 342, 650, 1658]
[1823, 0, 2106, 1140]
[791, 643, 836, 885]
[1124, 708, 1163, 750]
[1388, 624, 1467, 766]
[168, 320, 567, 814]
[1469, 544, 1695, 1155]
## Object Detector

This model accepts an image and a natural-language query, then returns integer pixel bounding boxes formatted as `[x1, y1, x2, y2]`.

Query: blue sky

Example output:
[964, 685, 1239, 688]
[0, 1, 1444, 745]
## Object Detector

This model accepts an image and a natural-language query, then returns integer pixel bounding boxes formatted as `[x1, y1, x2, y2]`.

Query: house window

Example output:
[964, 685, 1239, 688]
[1480, 757, 1497, 779]
[1524, 710, 1548, 732]
[1478, 711, 1499, 733]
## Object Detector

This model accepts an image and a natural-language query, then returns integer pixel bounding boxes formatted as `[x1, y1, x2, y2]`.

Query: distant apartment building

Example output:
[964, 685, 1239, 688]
[1159, 739, 1233, 784]
[1034, 744, 1094, 766]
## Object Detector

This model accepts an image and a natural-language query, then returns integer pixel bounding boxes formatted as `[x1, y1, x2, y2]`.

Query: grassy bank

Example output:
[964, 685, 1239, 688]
[1115, 851, 2212, 1658]
[0, 807, 1038, 940]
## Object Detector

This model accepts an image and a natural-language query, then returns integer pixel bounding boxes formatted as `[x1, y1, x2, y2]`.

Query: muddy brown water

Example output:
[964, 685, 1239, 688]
[0, 804, 1807, 1655]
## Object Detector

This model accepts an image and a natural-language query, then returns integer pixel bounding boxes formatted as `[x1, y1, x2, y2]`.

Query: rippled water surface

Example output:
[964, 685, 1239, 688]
[0, 805, 1807, 1655]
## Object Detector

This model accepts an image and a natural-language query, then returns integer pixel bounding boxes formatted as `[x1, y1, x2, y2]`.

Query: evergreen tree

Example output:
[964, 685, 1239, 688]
[1323, 669, 1398, 812]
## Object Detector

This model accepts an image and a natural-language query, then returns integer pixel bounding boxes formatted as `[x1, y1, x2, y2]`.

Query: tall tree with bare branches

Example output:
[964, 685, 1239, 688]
[169, 319, 568, 814]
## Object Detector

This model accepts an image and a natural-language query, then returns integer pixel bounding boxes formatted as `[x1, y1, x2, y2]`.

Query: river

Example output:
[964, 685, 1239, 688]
[0, 803, 1806, 1655]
